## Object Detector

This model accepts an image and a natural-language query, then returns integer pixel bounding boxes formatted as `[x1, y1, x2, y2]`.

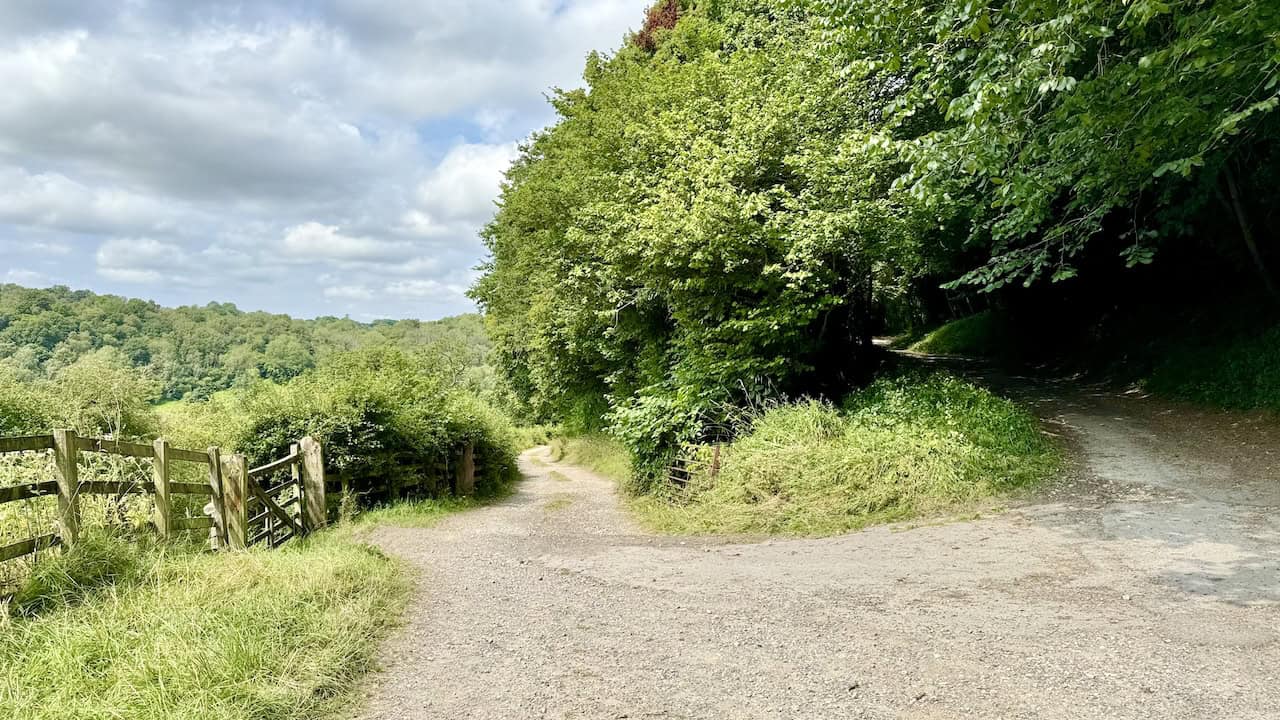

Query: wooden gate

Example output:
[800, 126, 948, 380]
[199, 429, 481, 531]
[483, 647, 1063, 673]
[0, 431, 327, 563]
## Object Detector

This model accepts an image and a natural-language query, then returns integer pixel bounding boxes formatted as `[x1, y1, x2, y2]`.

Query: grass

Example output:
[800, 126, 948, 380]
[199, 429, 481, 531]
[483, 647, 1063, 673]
[352, 496, 492, 529]
[0, 489, 509, 720]
[630, 371, 1060, 537]
[513, 424, 560, 451]
[547, 434, 631, 482]
[1145, 324, 1280, 411]
[0, 530, 408, 720]
[543, 496, 574, 512]
[905, 311, 1009, 357]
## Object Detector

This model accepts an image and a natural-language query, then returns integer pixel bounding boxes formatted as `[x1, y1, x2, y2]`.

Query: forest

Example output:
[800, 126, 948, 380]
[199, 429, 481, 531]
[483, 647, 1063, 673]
[0, 284, 490, 400]
[475, 0, 1280, 487]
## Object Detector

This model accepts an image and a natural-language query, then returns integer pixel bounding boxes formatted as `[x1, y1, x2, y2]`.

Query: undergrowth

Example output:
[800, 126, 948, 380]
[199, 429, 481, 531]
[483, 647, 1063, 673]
[1145, 324, 1280, 411]
[631, 372, 1059, 537]
[547, 434, 631, 482]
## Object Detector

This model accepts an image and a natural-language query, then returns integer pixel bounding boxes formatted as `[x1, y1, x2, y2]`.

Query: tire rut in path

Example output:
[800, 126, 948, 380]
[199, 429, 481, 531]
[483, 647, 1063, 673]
[358, 399, 1280, 719]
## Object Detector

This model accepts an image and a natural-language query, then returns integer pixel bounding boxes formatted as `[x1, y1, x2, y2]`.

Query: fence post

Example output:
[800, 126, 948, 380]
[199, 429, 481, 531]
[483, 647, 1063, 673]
[300, 436, 327, 532]
[455, 442, 476, 496]
[207, 446, 225, 549]
[52, 429, 80, 546]
[223, 454, 249, 550]
[152, 438, 172, 539]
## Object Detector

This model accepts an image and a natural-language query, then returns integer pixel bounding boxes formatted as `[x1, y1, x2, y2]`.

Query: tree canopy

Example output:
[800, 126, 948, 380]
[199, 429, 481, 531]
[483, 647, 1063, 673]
[474, 0, 1279, 478]
[0, 284, 491, 400]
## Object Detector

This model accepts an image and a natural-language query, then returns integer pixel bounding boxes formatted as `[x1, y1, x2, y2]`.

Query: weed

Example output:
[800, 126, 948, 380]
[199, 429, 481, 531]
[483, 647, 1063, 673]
[550, 434, 630, 482]
[544, 496, 574, 512]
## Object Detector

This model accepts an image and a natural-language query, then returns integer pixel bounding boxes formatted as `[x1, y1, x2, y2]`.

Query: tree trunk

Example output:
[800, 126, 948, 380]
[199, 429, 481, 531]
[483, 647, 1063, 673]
[1224, 164, 1278, 300]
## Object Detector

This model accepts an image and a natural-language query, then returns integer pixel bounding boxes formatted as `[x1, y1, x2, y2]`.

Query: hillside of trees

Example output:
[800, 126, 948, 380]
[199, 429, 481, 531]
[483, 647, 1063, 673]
[473, 0, 1280, 479]
[0, 284, 489, 400]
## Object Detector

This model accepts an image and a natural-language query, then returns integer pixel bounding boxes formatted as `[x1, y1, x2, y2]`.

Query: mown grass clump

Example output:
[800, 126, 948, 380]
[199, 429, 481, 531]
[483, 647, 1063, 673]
[631, 372, 1059, 536]
[0, 530, 407, 720]
[906, 311, 1009, 357]
[547, 434, 631, 482]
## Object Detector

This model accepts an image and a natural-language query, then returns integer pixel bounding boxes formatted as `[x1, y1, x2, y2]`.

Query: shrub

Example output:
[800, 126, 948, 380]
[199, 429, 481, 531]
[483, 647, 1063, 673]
[160, 347, 519, 506]
[606, 391, 704, 493]
[1146, 325, 1280, 410]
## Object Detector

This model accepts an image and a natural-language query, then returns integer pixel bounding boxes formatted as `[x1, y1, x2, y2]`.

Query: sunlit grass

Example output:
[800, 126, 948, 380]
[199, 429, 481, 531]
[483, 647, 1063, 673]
[630, 372, 1060, 537]
[547, 434, 630, 483]
[0, 530, 408, 720]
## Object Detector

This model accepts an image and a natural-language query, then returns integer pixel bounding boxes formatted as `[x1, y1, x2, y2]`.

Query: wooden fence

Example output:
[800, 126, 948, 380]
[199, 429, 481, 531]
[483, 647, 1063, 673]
[0, 430, 326, 564]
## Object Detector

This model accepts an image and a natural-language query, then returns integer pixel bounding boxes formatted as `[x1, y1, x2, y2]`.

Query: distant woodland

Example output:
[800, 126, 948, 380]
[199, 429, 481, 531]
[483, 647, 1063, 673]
[0, 284, 489, 400]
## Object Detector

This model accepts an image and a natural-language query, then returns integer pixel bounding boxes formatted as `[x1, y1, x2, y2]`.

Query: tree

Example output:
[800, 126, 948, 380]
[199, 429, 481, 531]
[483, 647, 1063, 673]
[473, 0, 922, 479]
[806, 0, 1280, 290]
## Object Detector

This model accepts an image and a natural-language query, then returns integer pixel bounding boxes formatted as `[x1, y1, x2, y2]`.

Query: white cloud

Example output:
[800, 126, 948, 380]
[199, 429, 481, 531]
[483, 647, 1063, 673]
[282, 222, 413, 263]
[385, 279, 468, 300]
[95, 238, 190, 284]
[4, 269, 51, 286]
[418, 142, 520, 227]
[0, 0, 650, 319]
[323, 284, 375, 301]
[0, 167, 178, 236]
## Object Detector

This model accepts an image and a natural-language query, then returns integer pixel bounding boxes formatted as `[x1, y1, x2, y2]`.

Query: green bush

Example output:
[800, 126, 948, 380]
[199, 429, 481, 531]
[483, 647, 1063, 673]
[161, 347, 519, 506]
[632, 372, 1059, 536]
[606, 392, 706, 493]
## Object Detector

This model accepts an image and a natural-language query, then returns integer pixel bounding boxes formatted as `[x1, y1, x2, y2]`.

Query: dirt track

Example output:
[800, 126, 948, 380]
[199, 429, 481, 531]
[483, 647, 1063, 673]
[358, 383, 1279, 719]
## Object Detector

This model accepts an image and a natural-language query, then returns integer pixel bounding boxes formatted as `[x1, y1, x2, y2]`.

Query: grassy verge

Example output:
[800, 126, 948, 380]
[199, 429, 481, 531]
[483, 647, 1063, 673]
[547, 434, 630, 482]
[905, 311, 1008, 357]
[0, 530, 407, 720]
[631, 372, 1060, 537]
[0, 486, 516, 720]
[1145, 324, 1280, 411]
[513, 424, 560, 451]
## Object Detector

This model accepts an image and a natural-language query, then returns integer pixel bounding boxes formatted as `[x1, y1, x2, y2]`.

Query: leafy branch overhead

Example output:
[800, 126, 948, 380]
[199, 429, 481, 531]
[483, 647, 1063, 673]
[473, 0, 1280, 479]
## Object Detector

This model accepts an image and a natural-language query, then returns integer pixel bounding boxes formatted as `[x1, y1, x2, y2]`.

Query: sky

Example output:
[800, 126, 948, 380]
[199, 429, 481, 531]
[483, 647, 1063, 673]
[0, 0, 648, 320]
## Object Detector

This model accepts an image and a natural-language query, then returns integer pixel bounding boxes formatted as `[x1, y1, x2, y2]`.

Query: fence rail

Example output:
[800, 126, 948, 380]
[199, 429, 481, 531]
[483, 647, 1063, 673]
[666, 443, 723, 487]
[0, 430, 327, 566]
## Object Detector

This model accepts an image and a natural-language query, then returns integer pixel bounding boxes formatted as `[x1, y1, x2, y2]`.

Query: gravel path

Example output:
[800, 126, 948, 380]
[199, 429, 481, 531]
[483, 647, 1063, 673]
[358, 385, 1279, 719]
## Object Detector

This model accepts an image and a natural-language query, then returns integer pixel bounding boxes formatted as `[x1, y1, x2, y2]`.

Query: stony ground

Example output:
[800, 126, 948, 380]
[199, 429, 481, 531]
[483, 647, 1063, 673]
[358, 382, 1279, 719]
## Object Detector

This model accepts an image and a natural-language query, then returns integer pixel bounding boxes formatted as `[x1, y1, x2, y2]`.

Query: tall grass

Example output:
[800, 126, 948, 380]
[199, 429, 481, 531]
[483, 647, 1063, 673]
[0, 530, 408, 720]
[547, 434, 631, 482]
[632, 372, 1060, 536]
